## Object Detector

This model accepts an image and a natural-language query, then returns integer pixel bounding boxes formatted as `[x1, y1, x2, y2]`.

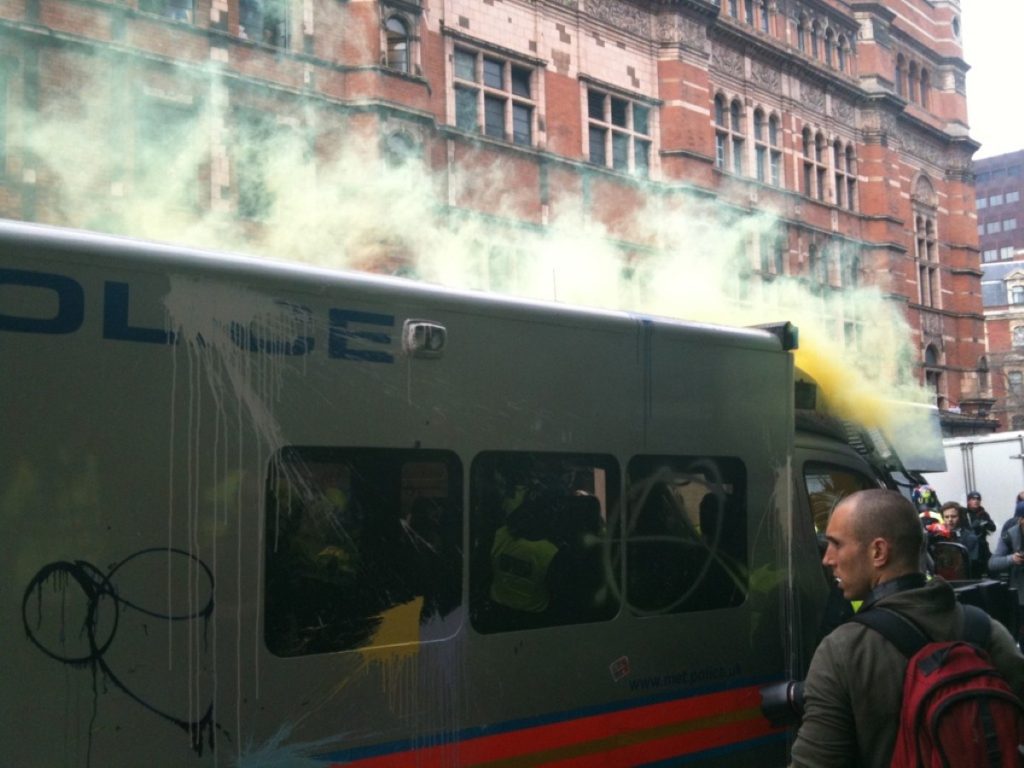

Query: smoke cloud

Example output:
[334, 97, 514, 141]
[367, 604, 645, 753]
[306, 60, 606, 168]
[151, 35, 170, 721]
[11, 62, 930, 430]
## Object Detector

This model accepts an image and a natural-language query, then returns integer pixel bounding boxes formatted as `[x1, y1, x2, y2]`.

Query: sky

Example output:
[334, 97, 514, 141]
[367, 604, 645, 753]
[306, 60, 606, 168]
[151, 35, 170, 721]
[961, 0, 1022, 159]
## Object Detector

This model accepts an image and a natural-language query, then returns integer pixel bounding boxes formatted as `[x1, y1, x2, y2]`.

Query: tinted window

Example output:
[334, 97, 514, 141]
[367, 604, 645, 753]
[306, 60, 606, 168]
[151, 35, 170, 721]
[470, 451, 620, 633]
[626, 456, 747, 615]
[803, 462, 876, 534]
[264, 447, 462, 656]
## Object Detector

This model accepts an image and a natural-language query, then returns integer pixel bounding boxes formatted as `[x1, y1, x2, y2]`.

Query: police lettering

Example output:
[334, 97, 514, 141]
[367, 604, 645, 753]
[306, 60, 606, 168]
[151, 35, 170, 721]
[0, 268, 395, 363]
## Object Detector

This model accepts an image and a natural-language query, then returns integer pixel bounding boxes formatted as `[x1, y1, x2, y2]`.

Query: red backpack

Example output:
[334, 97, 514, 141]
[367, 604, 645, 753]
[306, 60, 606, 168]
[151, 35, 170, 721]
[855, 604, 1024, 768]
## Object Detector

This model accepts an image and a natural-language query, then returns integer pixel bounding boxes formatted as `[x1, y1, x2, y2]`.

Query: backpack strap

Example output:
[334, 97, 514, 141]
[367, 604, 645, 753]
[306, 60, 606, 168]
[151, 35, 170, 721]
[852, 604, 992, 658]
[961, 604, 992, 649]
[853, 607, 929, 658]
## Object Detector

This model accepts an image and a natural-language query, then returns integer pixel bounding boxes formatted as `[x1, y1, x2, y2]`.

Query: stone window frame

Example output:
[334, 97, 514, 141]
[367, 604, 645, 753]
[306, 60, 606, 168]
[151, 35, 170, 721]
[800, 125, 827, 202]
[585, 82, 655, 179]
[753, 106, 782, 187]
[1007, 272, 1024, 308]
[758, 0, 770, 33]
[913, 175, 940, 310]
[714, 92, 745, 177]
[139, 0, 194, 23]
[832, 140, 857, 211]
[894, 51, 931, 107]
[239, 0, 291, 48]
[450, 40, 540, 149]
[758, 227, 787, 277]
[381, 13, 417, 75]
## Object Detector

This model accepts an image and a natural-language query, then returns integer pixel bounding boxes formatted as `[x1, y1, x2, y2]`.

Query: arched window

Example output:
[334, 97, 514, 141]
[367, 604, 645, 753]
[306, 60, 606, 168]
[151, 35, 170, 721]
[797, 16, 807, 52]
[753, 109, 765, 182]
[920, 69, 930, 108]
[768, 114, 781, 185]
[844, 145, 856, 210]
[837, 35, 848, 72]
[833, 141, 844, 208]
[825, 28, 835, 67]
[895, 55, 905, 97]
[802, 126, 814, 196]
[908, 61, 919, 104]
[729, 99, 744, 175]
[744, 0, 754, 25]
[811, 20, 820, 58]
[759, 0, 769, 33]
[814, 132, 826, 201]
[385, 16, 410, 73]
[727, 0, 738, 19]
[808, 244, 820, 289]
[714, 94, 727, 169]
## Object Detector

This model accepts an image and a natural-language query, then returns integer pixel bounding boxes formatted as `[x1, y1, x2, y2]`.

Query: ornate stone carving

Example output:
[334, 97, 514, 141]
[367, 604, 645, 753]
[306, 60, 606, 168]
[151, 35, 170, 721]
[711, 43, 744, 76]
[946, 149, 973, 175]
[801, 82, 825, 113]
[901, 130, 942, 166]
[657, 13, 705, 49]
[586, 0, 649, 38]
[832, 98, 854, 123]
[751, 60, 780, 89]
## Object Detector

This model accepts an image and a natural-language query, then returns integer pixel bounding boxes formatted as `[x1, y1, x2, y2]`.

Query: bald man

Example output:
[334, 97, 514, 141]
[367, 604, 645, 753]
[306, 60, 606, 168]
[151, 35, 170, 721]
[790, 489, 1024, 768]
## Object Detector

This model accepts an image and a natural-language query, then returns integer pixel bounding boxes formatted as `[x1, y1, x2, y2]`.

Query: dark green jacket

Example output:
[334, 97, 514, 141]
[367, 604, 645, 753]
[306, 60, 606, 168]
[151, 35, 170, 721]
[790, 578, 1024, 768]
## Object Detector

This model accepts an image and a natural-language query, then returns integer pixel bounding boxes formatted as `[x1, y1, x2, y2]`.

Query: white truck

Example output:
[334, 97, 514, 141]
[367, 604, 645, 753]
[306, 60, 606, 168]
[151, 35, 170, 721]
[925, 431, 1024, 532]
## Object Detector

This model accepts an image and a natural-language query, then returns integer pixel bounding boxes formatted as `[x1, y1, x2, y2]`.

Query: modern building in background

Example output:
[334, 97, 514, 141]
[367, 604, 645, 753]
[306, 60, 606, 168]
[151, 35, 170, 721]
[977, 150, 1024, 430]
[0, 0, 994, 433]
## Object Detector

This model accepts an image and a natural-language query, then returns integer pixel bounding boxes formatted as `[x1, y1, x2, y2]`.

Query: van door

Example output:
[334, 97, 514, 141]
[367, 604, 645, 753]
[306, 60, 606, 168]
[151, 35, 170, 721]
[789, 439, 882, 678]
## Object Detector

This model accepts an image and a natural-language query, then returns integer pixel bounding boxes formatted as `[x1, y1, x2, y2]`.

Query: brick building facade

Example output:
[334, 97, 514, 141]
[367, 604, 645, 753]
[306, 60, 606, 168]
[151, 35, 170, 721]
[978, 151, 1024, 430]
[0, 0, 992, 433]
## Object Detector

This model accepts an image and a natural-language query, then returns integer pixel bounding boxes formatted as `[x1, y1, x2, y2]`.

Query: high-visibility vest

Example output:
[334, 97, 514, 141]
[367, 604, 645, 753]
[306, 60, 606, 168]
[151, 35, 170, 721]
[489, 526, 558, 613]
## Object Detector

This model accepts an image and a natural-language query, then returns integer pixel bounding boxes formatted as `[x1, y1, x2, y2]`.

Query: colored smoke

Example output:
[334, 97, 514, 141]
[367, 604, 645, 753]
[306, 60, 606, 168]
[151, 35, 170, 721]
[11, 64, 931, 431]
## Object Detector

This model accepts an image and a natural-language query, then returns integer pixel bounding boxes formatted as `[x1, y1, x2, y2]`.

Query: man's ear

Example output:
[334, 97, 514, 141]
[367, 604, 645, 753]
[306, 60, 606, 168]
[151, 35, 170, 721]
[869, 537, 890, 568]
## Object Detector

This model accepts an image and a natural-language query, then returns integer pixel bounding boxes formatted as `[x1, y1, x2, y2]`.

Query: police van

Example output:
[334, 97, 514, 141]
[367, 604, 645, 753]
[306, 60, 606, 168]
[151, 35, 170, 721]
[0, 220, 945, 766]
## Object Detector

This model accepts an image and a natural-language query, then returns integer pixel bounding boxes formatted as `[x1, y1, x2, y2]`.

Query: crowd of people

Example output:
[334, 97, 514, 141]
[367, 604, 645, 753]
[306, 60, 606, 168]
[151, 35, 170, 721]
[913, 486, 1002, 580]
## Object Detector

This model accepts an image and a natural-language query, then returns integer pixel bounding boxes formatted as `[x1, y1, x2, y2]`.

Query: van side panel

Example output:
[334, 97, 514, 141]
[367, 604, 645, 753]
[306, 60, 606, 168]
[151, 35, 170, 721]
[1, 224, 794, 766]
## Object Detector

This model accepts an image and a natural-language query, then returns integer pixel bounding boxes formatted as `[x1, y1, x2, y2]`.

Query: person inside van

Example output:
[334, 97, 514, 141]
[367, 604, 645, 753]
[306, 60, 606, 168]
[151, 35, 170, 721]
[487, 491, 566, 629]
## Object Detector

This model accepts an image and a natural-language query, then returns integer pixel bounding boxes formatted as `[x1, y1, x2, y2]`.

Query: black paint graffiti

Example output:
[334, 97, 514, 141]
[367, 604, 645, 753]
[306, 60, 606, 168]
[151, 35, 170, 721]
[22, 547, 223, 760]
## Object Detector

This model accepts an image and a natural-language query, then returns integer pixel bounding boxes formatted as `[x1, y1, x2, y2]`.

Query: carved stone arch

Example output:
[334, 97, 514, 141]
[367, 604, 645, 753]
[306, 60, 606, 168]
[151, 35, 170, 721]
[913, 174, 938, 208]
[713, 91, 729, 125]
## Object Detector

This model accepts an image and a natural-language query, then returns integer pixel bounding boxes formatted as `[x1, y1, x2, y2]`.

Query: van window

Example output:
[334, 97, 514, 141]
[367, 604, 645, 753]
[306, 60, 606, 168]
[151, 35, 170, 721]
[264, 447, 463, 656]
[626, 456, 747, 615]
[469, 451, 620, 633]
[803, 462, 876, 534]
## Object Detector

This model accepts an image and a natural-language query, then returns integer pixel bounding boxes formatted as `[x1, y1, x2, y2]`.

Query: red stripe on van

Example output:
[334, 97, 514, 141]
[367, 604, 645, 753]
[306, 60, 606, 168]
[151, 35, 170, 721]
[331, 684, 779, 767]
